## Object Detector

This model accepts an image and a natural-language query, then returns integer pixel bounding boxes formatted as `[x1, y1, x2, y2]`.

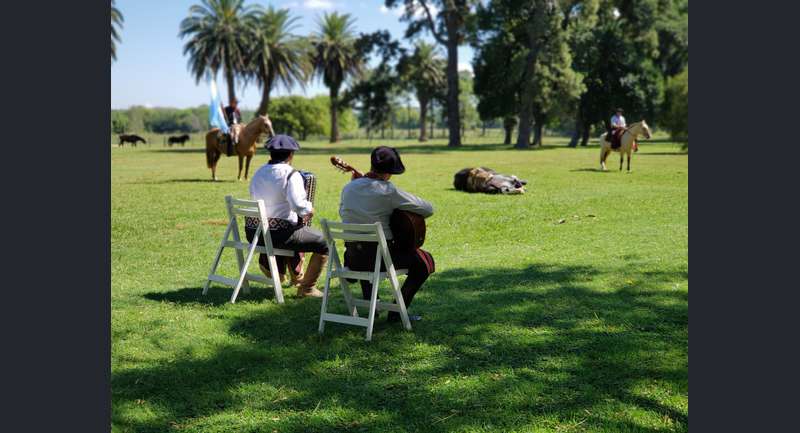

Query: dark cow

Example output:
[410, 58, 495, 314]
[119, 134, 147, 147]
[454, 167, 528, 194]
[167, 134, 190, 146]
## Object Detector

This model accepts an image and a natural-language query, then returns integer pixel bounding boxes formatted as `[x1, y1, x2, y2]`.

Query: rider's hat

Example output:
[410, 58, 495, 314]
[265, 134, 300, 151]
[615, 107, 624, 113]
[370, 146, 405, 175]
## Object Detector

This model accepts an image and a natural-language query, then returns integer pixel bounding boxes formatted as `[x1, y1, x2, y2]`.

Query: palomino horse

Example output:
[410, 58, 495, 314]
[205, 115, 274, 181]
[600, 120, 653, 172]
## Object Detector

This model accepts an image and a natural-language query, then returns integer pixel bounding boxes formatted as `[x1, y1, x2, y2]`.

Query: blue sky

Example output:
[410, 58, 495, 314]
[111, 0, 475, 109]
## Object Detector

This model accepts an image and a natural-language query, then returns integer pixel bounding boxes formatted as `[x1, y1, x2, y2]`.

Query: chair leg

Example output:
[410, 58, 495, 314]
[203, 222, 233, 295]
[268, 255, 285, 304]
[365, 276, 381, 341]
[318, 260, 333, 334]
[230, 239, 259, 303]
[392, 277, 412, 331]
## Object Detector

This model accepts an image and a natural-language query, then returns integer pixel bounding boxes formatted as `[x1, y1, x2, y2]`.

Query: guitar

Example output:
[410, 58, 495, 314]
[330, 156, 427, 251]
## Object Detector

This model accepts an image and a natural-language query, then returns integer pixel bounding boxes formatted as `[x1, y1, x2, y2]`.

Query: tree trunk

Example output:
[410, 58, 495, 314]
[329, 85, 340, 143]
[580, 123, 590, 146]
[224, 52, 237, 105]
[482, 121, 486, 136]
[533, 122, 543, 147]
[568, 110, 582, 147]
[418, 96, 428, 142]
[256, 80, 271, 116]
[445, 36, 462, 147]
[503, 124, 512, 145]
[516, 104, 533, 149]
[430, 99, 435, 139]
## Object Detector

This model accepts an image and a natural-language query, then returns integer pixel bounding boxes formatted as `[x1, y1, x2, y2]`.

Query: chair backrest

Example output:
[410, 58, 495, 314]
[224, 195, 277, 254]
[320, 219, 397, 273]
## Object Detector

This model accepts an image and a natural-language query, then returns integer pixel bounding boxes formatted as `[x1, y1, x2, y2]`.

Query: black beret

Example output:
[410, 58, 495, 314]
[265, 134, 300, 151]
[615, 107, 624, 113]
[370, 146, 405, 175]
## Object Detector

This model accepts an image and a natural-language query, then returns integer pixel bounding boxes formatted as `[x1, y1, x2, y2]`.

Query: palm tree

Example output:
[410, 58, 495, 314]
[111, 0, 123, 62]
[309, 12, 363, 143]
[248, 6, 310, 116]
[179, 0, 258, 104]
[399, 42, 446, 142]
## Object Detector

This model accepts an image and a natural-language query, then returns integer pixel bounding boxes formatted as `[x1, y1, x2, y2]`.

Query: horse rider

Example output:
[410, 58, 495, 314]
[339, 146, 435, 323]
[609, 108, 638, 152]
[223, 97, 242, 145]
[245, 134, 329, 298]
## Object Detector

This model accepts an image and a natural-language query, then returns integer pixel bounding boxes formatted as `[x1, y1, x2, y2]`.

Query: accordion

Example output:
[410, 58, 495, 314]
[245, 169, 317, 230]
[296, 170, 317, 226]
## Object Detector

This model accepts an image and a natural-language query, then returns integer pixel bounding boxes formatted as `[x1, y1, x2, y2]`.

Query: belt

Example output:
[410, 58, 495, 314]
[245, 216, 296, 231]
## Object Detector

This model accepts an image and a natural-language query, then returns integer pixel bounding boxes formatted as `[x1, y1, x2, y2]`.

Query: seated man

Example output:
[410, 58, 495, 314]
[246, 134, 328, 298]
[339, 146, 435, 322]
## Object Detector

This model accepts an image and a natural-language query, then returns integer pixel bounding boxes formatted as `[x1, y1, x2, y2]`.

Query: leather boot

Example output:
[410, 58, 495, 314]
[295, 253, 327, 298]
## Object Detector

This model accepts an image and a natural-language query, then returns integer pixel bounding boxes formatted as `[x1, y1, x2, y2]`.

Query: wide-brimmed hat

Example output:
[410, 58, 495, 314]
[370, 146, 405, 175]
[265, 134, 300, 151]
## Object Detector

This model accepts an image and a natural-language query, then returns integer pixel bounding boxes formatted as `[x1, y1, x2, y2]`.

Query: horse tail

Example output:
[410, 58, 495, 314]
[205, 131, 219, 168]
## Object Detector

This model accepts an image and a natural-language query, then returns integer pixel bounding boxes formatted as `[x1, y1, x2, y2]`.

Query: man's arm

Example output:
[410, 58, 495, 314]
[286, 172, 313, 217]
[392, 187, 434, 218]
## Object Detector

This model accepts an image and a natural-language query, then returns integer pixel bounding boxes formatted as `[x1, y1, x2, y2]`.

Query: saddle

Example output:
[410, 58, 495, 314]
[610, 128, 626, 149]
[217, 131, 236, 156]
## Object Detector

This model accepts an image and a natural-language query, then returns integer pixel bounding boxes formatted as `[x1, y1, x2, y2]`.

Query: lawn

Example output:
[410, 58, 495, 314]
[111, 135, 688, 433]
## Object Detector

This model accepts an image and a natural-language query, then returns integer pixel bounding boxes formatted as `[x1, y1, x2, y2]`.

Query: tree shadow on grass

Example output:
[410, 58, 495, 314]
[116, 262, 687, 432]
[154, 143, 565, 157]
[570, 168, 610, 173]
[127, 178, 236, 185]
[143, 285, 277, 306]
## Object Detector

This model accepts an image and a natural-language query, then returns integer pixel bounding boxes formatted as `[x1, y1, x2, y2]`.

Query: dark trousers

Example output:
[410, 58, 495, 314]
[245, 225, 328, 276]
[344, 241, 434, 309]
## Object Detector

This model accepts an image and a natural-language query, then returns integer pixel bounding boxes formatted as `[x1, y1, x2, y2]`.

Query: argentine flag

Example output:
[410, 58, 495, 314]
[208, 78, 230, 134]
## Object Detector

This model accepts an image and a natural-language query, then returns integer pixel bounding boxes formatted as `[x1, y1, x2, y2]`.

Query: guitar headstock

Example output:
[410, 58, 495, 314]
[330, 156, 352, 173]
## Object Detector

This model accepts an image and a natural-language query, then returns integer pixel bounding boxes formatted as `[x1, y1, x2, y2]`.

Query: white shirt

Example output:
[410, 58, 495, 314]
[611, 114, 626, 128]
[249, 162, 313, 224]
[339, 177, 434, 240]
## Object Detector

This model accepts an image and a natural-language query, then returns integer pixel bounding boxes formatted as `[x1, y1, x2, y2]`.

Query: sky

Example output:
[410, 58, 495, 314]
[110, 0, 475, 110]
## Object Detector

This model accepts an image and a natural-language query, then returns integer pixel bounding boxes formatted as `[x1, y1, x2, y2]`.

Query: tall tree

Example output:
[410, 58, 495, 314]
[111, 0, 123, 62]
[386, 0, 478, 147]
[473, 33, 519, 145]
[398, 42, 446, 142]
[248, 6, 310, 115]
[179, 0, 258, 104]
[310, 12, 363, 143]
[475, 0, 582, 148]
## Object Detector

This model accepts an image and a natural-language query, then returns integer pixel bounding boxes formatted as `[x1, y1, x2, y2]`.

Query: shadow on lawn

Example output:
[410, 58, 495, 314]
[117, 263, 687, 432]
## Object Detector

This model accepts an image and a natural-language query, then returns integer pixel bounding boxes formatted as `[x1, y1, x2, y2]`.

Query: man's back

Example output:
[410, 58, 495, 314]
[339, 177, 433, 239]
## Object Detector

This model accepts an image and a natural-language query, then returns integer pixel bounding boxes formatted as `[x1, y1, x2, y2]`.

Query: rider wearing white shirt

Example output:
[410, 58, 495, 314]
[608, 108, 638, 152]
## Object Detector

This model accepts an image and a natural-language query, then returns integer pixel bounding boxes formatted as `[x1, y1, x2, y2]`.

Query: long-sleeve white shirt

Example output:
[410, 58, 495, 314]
[339, 177, 434, 240]
[249, 162, 313, 224]
[611, 114, 626, 128]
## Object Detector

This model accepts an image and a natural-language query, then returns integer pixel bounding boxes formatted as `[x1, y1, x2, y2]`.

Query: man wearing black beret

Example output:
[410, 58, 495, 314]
[339, 146, 435, 322]
[245, 134, 329, 298]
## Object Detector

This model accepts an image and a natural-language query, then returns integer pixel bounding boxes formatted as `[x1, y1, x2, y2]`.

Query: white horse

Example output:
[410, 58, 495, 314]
[600, 120, 653, 172]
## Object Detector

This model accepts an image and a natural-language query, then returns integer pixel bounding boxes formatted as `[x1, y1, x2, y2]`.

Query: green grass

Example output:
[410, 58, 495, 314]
[112, 135, 688, 433]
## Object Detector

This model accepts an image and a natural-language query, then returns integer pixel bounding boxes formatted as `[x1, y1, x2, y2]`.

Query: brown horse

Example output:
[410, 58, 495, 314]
[205, 115, 274, 181]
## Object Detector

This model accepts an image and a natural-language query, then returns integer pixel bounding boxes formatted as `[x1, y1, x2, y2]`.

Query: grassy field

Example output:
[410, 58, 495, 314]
[111, 135, 688, 433]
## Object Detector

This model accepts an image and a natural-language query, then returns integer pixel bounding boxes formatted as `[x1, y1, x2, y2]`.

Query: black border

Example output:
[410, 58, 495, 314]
[4, 0, 797, 431]
[2, 1, 109, 432]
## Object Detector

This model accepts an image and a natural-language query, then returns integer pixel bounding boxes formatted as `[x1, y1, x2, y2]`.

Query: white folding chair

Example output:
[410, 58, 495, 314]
[203, 195, 294, 304]
[318, 219, 412, 341]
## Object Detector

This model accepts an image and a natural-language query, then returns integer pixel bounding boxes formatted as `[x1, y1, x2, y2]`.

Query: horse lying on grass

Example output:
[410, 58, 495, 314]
[600, 120, 652, 172]
[118, 134, 146, 146]
[454, 167, 528, 194]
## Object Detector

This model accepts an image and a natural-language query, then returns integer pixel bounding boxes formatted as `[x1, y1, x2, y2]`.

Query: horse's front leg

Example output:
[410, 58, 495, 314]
[237, 155, 244, 181]
[619, 152, 624, 171]
[244, 154, 253, 180]
[627, 151, 631, 172]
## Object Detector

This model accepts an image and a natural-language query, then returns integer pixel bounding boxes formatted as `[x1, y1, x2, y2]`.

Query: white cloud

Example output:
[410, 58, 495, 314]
[458, 62, 473, 73]
[302, 0, 335, 10]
